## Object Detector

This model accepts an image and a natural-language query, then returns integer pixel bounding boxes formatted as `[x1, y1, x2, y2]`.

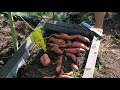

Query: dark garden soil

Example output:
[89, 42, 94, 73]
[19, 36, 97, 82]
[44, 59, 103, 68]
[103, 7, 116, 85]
[0, 16, 33, 69]
[93, 14, 120, 78]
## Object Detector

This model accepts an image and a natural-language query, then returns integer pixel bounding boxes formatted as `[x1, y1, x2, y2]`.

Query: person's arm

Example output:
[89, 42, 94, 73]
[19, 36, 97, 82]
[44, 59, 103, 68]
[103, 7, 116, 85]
[94, 12, 106, 29]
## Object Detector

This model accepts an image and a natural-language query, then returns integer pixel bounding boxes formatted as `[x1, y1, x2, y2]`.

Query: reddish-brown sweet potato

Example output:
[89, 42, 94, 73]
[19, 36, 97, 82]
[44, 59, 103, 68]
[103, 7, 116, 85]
[75, 34, 90, 43]
[72, 41, 89, 50]
[50, 47, 63, 55]
[40, 54, 51, 66]
[49, 37, 66, 45]
[64, 71, 73, 76]
[47, 43, 59, 47]
[59, 43, 72, 48]
[59, 75, 74, 78]
[66, 53, 76, 62]
[64, 48, 85, 54]
[53, 33, 76, 40]
[56, 64, 62, 73]
[71, 63, 79, 71]
[57, 55, 63, 65]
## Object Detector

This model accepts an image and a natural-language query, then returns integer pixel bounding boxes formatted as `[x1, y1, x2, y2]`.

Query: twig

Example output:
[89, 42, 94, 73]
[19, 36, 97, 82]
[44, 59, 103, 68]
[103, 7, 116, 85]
[15, 12, 34, 30]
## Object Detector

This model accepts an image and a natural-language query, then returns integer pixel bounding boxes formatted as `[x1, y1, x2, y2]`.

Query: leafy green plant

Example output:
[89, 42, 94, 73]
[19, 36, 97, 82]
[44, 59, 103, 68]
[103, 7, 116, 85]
[8, 12, 18, 52]
[72, 70, 83, 78]
[16, 12, 47, 52]
[30, 28, 47, 51]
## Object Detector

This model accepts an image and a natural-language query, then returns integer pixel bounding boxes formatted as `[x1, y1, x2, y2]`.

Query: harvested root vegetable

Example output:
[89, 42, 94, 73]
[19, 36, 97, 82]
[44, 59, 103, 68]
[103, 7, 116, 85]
[49, 37, 66, 45]
[59, 69, 65, 77]
[64, 71, 73, 76]
[71, 63, 79, 71]
[59, 43, 72, 48]
[47, 43, 59, 47]
[72, 41, 89, 50]
[43, 76, 50, 78]
[57, 55, 63, 65]
[66, 53, 76, 62]
[43, 76, 56, 78]
[64, 48, 85, 54]
[59, 75, 74, 78]
[75, 34, 90, 43]
[53, 33, 76, 40]
[56, 64, 62, 73]
[50, 76, 56, 78]
[51, 47, 63, 55]
[40, 54, 50, 66]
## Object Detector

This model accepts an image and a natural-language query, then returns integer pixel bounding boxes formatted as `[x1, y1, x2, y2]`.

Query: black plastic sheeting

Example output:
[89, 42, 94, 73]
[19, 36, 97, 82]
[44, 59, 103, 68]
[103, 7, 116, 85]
[1, 12, 41, 27]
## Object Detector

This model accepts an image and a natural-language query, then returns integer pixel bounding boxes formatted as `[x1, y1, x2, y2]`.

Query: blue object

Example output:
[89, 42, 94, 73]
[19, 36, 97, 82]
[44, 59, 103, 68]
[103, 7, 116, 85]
[81, 21, 92, 30]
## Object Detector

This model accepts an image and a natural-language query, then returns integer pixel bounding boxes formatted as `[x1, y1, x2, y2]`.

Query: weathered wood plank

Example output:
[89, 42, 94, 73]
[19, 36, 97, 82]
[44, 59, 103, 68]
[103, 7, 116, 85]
[82, 36, 101, 78]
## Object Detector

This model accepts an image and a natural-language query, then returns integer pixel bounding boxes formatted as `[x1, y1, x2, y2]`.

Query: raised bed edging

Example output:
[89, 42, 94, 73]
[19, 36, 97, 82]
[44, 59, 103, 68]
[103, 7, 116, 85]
[0, 18, 48, 78]
[0, 20, 101, 78]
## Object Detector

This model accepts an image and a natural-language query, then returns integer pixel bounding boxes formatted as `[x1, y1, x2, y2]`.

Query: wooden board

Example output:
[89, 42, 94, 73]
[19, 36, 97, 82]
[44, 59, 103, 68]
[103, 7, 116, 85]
[82, 36, 102, 78]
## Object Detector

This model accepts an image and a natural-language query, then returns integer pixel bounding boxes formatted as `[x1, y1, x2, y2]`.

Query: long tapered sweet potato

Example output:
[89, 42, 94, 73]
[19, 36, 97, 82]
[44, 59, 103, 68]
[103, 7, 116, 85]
[56, 64, 62, 73]
[50, 47, 63, 55]
[59, 43, 72, 48]
[75, 34, 90, 42]
[72, 41, 89, 50]
[71, 63, 79, 71]
[64, 48, 85, 54]
[57, 55, 63, 65]
[47, 43, 59, 47]
[53, 33, 76, 40]
[66, 53, 76, 62]
[49, 37, 66, 45]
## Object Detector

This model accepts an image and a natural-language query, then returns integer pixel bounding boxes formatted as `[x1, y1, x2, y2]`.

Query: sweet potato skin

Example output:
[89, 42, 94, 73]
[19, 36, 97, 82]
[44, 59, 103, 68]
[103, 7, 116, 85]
[47, 43, 59, 47]
[75, 34, 90, 43]
[66, 53, 76, 62]
[49, 37, 66, 45]
[64, 48, 85, 54]
[72, 41, 89, 50]
[50, 47, 63, 55]
[71, 63, 79, 71]
[53, 33, 76, 40]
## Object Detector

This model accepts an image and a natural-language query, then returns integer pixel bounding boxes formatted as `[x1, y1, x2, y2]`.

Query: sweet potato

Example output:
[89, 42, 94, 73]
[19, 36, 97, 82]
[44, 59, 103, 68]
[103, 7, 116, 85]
[75, 34, 90, 43]
[59, 43, 72, 48]
[47, 43, 59, 47]
[71, 63, 79, 71]
[53, 33, 76, 40]
[56, 64, 62, 73]
[49, 37, 66, 45]
[64, 48, 85, 54]
[64, 71, 73, 76]
[43, 76, 50, 78]
[66, 53, 76, 62]
[59, 69, 65, 77]
[40, 54, 50, 66]
[59, 75, 74, 78]
[57, 55, 63, 65]
[50, 47, 63, 55]
[72, 41, 89, 50]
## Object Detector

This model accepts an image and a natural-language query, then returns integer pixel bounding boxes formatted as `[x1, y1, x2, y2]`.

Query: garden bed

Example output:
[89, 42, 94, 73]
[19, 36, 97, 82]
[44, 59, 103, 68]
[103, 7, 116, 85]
[0, 20, 102, 78]
[16, 21, 97, 78]
[0, 15, 33, 69]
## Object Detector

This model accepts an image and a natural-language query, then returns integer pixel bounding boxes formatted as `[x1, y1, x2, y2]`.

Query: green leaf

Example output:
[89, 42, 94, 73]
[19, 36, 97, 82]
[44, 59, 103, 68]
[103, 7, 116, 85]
[30, 28, 47, 51]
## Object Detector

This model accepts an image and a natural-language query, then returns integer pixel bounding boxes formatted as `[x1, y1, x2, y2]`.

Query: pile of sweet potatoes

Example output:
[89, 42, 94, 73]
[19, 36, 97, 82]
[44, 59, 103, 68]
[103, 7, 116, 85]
[39, 33, 90, 78]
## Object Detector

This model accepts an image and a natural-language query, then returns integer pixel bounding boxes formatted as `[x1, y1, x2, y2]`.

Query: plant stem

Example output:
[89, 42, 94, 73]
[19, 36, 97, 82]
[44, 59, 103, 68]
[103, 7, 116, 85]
[16, 12, 34, 30]
[8, 12, 18, 52]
